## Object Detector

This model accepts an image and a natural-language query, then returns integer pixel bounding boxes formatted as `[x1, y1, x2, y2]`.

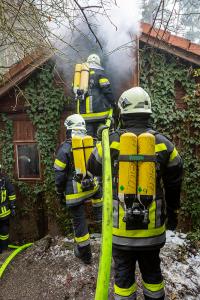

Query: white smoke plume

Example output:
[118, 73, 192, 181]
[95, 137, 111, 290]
[52, 0, 142, 98]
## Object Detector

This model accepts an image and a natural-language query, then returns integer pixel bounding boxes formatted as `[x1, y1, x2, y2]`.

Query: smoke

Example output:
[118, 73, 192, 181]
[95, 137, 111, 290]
[52, 0, 142, 98]
[97, 0, 142, 96]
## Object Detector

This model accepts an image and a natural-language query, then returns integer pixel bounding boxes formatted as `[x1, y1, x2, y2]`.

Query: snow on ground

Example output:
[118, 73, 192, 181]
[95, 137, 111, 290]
[161, 231, 200, 300]
[0, 231, 200, 300]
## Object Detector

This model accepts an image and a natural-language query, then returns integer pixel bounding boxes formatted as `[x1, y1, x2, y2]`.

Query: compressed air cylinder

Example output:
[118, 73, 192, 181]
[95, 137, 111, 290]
[73, 64, 82, 93]
[137, 133, 155, 201]
[72, 136, 86, 176]
[118, 133, 137, 202]
[80, 63, 89, 93]
[83, 135, 94, 164]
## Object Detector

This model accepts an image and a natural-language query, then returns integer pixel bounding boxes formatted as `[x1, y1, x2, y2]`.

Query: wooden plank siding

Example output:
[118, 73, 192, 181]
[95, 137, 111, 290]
[13, 119, 36, 142]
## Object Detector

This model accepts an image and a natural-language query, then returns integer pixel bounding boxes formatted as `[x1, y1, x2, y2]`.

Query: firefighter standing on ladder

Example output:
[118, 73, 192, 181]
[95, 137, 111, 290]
[73, 54, 116, 137]
[54, 114, 101, 264]
[88, 87, 183, 300]
[0, 165, 16, 254]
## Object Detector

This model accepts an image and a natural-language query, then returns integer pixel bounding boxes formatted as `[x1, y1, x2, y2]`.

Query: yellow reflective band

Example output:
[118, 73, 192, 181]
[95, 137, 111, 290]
[9, 195, 16, 200]
[170, 147, 178, 161]
[86, 96, 91, 114]
[110, 141, 120, 150]
[1, 190, 7, 202]
[92, 198, 103, 204]
[77, 182, 82, 193]
[0, 234, 9, 240]
[90, 70, 95, 75]
[54, 159, 66, 169]
[0, 208, 10, 218]
[143, 280, 164, 292]
[155, 143, 167, 152]
[113, 224, 165, 238]
[81, 110, 110, 118]
[75, 233, 90, 243]
[65, 184, 98, 200]
[114, 282, 137, 296]
[96, 142, 103, 159]
[148, 200, 156, 229]
[99, 78, 109, 84]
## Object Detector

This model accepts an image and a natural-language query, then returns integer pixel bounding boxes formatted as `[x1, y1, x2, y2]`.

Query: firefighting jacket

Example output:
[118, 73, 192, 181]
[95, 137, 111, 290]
[87, 126, 183, 250]
[77, 64, 115, 122]
[54, 140, 99, 206]
[0, 174, 16, 219]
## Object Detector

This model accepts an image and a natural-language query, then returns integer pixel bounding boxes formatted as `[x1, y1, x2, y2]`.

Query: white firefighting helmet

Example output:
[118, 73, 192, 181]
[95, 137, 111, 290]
[118, 87, 152, 115]
[87, 53, 101, 65]
[64, 114, 86, 133]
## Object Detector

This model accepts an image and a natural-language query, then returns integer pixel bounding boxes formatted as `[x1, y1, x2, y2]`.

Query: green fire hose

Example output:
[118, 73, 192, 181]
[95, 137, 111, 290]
[95, 110, 113, 300]
[0, 243, 33, 278]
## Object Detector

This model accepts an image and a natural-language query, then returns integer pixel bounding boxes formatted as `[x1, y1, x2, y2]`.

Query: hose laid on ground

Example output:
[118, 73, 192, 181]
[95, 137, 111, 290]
[95, 110, 113, 300]
[0, 243, 33, 278]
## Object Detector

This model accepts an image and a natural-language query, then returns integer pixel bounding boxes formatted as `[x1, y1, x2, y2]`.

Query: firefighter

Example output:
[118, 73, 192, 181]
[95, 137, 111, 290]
[54, 114, 101, 264]
[0, 165, 16, 254]
[73, 53, 116, 137]
[87, 87, 183, 300]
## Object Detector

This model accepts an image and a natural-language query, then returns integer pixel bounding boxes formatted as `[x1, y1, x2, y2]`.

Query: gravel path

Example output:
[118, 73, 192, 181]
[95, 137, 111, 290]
[0, 232, 199, 300]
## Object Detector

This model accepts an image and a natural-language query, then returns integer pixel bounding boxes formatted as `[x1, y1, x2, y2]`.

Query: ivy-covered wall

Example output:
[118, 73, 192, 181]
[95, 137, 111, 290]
[0, 63, 72, 240]
[140, 46, 200, 236]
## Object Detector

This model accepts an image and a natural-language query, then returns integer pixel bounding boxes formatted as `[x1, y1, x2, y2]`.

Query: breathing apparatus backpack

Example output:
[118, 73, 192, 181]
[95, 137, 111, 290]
[73, 63, 90, 101]
[72, 135, 95, 191]
[118, 132, 156, 228]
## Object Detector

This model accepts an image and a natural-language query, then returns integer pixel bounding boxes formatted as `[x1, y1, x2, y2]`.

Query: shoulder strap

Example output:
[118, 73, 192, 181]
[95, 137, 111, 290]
[147, 129, 158, 136]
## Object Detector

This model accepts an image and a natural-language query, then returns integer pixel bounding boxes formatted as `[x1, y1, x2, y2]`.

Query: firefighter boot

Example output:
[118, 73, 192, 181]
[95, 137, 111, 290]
[74, 244, 92, 265]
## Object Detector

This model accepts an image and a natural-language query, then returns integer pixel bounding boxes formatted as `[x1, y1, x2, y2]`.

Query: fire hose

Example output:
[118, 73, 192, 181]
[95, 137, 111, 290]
[95, 110, 113, 300]
[0, 243, 33, 278]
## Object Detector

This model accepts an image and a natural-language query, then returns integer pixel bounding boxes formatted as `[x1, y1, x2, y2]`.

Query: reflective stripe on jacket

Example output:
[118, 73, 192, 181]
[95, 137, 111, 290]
[87, 128, 183, 250]
[54, 140, 99, 206]
[0, 176, 16, 219]
[77, 65, 115, 122]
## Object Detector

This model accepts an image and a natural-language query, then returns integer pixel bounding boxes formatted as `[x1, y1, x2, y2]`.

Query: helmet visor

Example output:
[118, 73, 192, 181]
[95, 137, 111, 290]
[71, 129, 87, 137]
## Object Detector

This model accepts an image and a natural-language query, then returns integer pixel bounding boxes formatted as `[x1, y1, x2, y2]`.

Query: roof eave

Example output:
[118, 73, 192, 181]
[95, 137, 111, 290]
[0, 51, 53, 98]
[140, 33, 200, 66]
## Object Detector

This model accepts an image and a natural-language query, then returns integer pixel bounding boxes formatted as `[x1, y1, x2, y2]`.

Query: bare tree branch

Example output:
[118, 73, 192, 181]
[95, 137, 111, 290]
[73, 0, 103, 50]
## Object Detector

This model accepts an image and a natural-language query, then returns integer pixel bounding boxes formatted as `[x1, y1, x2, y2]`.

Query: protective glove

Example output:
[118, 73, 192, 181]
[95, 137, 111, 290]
[97, 125, 109, 141]
[166, 209, 179, 231]
[81, 172, 95, 191]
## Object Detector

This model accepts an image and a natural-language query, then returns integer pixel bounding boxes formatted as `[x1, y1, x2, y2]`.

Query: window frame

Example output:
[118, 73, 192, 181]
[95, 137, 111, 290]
[15, 141, 41, 181]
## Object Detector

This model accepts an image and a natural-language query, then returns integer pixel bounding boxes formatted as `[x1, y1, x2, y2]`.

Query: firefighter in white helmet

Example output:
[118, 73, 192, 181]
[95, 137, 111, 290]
[54, 114, 101, 264]
[87, 87, 183, 299]
[72, 53, 116, 137]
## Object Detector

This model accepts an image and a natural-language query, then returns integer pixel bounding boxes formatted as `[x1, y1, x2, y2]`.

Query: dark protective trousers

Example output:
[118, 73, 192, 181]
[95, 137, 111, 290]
[113, 247, 165, 300]
[0, 218, 9, 252]
[69, 203, 90, 248]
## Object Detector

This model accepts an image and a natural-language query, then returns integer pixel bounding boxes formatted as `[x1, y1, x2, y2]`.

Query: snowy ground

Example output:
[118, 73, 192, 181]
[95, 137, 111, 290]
[0, 231, 200, 300]
[161, 231, 200, 300]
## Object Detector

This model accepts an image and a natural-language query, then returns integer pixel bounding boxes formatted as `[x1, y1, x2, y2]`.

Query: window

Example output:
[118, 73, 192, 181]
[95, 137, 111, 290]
[16, 143, 41, 180]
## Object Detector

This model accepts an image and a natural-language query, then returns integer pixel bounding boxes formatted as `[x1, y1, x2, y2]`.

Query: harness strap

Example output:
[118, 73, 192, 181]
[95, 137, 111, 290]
[72, 146, 94, 150]
[119, 154, 156, 162]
